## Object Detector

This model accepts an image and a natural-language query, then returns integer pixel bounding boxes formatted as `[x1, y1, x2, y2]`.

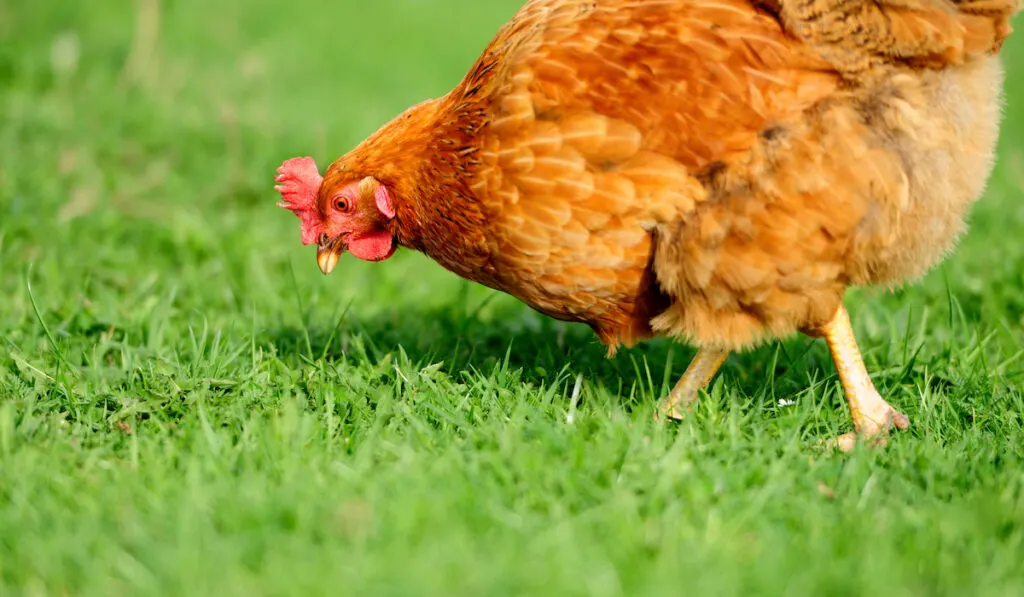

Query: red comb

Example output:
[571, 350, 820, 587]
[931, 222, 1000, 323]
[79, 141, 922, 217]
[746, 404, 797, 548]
[275, 156, 324, 245]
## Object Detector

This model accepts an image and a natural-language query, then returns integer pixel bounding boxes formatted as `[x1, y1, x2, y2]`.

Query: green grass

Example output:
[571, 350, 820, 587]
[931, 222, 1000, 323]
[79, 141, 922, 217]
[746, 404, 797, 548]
[2, 0, 1023, 595]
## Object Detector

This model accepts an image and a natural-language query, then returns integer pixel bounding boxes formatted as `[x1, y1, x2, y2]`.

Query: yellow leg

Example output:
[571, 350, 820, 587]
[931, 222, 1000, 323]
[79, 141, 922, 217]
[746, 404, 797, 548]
[658, 348, 729, 420]
[807, 305, 910, 451]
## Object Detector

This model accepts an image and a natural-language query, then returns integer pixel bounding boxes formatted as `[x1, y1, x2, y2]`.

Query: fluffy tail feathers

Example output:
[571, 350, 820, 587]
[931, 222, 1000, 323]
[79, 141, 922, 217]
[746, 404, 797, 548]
[763, 0, 1018, 75]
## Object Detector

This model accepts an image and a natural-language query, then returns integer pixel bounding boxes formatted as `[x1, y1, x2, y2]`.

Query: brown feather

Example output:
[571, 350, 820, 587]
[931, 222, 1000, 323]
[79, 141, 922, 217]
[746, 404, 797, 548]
[314, 0, 1016, 351]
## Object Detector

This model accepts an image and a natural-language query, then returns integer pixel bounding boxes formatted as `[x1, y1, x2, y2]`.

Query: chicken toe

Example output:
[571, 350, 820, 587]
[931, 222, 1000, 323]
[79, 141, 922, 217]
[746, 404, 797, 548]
[806, 305, 910, 452]
[657, 347, 729, 420]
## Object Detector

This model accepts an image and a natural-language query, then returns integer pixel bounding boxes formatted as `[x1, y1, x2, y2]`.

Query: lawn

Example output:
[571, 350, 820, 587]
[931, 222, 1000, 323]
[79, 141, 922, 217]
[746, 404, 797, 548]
[1, 0, 1023, 595]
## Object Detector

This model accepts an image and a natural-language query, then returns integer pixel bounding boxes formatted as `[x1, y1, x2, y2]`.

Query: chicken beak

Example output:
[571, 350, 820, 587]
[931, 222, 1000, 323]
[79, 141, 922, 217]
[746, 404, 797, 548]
[316, 236, 345, 275]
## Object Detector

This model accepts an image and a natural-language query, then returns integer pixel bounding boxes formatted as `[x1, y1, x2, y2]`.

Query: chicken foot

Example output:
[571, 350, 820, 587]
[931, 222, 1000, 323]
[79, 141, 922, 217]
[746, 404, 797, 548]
[655, 305, 909, 452]
[805, 304, 910, 452]
[657, 347, 729, 420]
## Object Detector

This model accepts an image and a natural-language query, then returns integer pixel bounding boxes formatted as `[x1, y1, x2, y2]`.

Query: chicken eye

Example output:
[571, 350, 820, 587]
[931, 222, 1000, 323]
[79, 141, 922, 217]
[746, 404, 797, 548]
[333, 196, 349, 212]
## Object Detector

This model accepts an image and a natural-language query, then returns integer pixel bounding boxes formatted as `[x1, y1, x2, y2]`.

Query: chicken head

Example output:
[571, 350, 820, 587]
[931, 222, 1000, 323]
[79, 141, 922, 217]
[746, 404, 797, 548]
[276, 156, 398, 274]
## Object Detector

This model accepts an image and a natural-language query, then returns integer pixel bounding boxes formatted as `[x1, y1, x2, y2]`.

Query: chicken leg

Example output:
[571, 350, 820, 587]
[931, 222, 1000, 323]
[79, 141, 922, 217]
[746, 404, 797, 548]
[657, 305, 909, 451]
[657, 347, 729, 420]
[805, 304, 910, 452]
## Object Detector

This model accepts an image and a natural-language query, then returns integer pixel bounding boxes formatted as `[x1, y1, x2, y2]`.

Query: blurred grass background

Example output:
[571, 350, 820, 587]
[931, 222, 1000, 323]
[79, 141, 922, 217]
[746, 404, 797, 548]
[1, 0, 1023, 595]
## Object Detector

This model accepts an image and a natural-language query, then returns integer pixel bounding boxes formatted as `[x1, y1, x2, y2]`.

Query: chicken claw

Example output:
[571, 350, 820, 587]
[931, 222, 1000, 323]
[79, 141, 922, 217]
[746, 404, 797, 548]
[806, 305, 910, 452]
[656, 305, 909, 453]
[657, 347, 729, 420]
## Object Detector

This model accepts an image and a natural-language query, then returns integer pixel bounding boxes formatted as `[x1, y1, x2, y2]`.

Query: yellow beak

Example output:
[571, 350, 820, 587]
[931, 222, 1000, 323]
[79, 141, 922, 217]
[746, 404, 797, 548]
[316, 238, 343, 275]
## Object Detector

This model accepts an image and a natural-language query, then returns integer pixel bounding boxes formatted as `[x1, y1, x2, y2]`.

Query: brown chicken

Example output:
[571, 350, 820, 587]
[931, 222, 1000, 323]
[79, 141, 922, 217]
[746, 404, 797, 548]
[275, 0, 1018, 449]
